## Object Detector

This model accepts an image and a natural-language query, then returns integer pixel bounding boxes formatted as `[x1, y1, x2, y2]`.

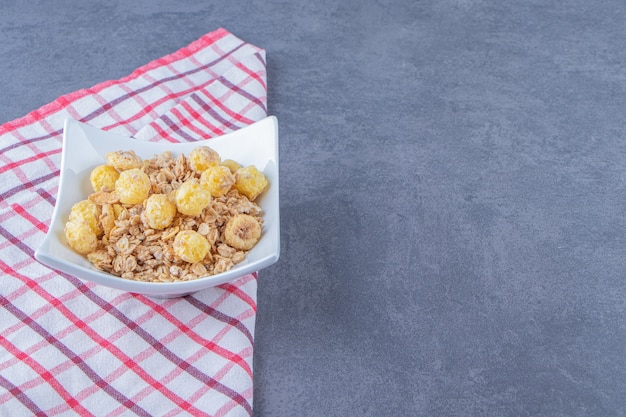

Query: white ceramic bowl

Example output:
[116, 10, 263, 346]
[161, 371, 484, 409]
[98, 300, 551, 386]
[35, 116, 280, 298]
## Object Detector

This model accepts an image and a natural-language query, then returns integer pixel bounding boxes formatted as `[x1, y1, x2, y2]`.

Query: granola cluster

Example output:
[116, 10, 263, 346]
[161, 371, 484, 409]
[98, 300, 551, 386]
[64, 147, 267, 283]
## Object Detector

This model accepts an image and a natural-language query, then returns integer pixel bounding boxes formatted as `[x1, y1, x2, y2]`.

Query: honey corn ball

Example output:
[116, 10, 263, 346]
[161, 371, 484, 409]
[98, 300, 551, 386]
[175, 179, 211, 216]
[90, 164, 120, 192]
[173, 230, 209, 263]
[188, 146, 221, 173]
[143, 194, 177, 229]
[115, 168, 151, 205]
[64, 219, 98, 255]
[105, 150, 143, 171]
[221, 159, 242, 174]
[234, 165, 268, 201]
[68, 199, 102, 236]
[200, 165, 236, 197]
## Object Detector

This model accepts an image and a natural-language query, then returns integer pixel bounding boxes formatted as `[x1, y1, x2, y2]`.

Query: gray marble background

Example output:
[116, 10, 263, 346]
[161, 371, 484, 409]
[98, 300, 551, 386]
[2, 1, 625, 416]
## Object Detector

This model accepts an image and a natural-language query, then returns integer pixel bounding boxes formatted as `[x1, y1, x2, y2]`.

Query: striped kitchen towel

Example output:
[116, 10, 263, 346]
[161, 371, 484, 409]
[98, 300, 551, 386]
[0, 28, 266, 416]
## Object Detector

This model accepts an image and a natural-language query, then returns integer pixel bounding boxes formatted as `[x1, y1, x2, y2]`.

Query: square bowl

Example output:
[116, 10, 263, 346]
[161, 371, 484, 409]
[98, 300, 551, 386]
[35, 116, 280, 298]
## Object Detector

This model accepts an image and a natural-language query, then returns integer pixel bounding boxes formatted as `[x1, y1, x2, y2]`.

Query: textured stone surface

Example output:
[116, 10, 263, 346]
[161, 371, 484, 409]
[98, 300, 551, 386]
[2, 1, 626, 415]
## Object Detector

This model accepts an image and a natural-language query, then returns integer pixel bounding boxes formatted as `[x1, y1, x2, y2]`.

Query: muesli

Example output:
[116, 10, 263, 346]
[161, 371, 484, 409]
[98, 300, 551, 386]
[63, 146, 268, 282]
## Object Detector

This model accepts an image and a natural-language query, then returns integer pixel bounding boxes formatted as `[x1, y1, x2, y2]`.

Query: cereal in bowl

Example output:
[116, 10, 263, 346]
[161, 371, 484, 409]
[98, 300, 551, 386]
[64, 145, 268, 282]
